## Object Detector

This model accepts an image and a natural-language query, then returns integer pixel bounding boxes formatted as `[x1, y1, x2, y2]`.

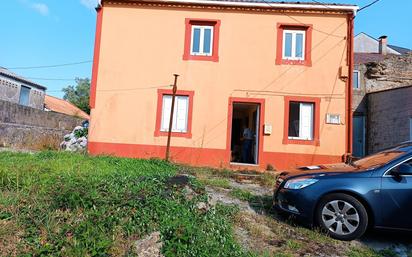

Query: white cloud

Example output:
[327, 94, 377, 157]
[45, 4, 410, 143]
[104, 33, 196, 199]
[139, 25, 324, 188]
[80, 0, 98, 9]
[30, 2, 49, 16]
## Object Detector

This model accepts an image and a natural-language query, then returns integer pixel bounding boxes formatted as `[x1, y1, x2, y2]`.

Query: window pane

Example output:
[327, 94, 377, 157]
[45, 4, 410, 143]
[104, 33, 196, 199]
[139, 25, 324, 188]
[288, 102, 300, 137]
[192, 28, 201, 53]
[295, 33, 304, 58]
[19, 86, 30, 106]
[161, 95, 172, 131]
[175, 96, 189, 132]
[353, 71, 359, 89]
[299, 103, 314, 140]
[203, 28, 212, 54]
[284, 33, 292, 57]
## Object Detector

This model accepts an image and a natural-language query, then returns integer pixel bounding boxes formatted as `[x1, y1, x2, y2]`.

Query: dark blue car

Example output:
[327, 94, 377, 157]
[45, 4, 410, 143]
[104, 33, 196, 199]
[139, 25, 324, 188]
[274, 142, 412, 240]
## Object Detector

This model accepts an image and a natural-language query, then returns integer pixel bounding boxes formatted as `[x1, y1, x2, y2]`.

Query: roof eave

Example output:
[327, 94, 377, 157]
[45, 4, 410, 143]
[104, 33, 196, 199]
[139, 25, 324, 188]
[0, 72, 47, 91]
[103, 0, 359, 15]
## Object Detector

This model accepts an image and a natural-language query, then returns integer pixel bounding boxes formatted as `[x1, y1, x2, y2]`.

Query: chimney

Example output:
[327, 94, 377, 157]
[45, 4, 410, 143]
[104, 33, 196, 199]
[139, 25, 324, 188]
[378, 35, 388, 55]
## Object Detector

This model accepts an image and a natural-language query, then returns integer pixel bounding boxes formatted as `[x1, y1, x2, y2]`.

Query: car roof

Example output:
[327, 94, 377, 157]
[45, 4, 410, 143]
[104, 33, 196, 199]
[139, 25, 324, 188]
[385, 141, 412, 153]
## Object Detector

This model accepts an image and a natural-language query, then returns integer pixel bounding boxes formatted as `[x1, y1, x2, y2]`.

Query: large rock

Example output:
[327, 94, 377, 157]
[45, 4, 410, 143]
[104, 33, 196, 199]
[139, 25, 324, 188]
[133, 232, 164, 257]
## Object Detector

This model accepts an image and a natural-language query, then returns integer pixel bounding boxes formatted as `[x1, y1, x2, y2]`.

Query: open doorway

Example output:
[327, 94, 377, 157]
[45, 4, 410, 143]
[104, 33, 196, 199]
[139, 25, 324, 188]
[230, 103, 260, 164]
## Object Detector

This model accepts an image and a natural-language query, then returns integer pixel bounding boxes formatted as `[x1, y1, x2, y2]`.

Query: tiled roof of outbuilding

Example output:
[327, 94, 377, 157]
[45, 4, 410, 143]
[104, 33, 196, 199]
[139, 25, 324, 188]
[44, 95, 90, 120]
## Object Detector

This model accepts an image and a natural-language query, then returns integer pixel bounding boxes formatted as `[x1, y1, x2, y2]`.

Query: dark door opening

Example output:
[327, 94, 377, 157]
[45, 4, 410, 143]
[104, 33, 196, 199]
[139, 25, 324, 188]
[230, 103, 260, 164]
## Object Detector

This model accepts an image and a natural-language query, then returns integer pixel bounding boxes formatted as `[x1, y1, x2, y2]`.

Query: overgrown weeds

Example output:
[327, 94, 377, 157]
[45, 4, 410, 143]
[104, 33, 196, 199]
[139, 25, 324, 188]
[0, 151, 249, 256]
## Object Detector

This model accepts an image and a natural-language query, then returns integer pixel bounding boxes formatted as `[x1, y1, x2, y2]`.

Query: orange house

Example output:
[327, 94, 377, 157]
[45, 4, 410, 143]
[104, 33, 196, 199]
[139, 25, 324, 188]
[88, 0, 358, 170]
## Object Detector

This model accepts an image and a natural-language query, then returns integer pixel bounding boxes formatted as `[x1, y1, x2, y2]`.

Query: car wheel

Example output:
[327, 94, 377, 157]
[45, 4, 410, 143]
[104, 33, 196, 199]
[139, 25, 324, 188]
[316, 193, 368, 241]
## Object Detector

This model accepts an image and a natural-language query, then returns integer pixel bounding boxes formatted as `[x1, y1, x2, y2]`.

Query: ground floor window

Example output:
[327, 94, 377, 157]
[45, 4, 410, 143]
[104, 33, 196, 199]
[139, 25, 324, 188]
[154, 89, 194, 138]
[283, 96, 320, 145]
[288, 102, 314, 140]
[160, 95, 189, 133]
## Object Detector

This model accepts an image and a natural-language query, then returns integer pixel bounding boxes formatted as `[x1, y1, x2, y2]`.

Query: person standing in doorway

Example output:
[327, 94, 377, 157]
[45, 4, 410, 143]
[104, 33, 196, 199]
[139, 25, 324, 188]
[241, 122, 253, 163]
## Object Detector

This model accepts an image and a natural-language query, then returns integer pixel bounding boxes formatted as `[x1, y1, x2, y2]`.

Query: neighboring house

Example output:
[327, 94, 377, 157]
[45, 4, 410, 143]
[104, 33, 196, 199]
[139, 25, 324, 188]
[0, 67, 46, 110]
[352, 33, 411, 156]
[354, 32, 410, 55]
[44, 95, 90, 120]
[88, 0, 358, 170]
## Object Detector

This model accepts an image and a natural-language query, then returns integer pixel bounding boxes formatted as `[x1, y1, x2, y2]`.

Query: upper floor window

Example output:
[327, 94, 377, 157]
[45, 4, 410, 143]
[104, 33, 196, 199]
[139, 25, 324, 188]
[191, 25, 213, 56]
[19, 85, 30, 106]
[283, 30, 306, 60]
[276, 23, 313, 66]
[353, 70, 360, 89]
[183, 19, 221, 62]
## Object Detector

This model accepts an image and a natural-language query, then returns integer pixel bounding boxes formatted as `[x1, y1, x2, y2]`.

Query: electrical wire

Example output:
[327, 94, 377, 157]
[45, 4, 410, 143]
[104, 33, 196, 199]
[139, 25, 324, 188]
[358, 0, 381, 12]
[24, 77, 76, 81]
[6, 60, 92, 70]
[261, 0, 346, 38]
[46, 85, 171, 93]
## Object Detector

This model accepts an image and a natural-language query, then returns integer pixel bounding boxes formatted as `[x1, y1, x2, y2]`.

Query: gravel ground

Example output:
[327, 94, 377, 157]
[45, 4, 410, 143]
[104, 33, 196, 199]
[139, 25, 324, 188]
[204, 176, 412, 257]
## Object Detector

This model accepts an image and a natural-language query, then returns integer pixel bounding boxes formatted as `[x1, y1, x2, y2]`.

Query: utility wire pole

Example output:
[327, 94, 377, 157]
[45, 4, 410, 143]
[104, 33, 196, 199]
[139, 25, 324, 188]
[165, 74, 179, 161]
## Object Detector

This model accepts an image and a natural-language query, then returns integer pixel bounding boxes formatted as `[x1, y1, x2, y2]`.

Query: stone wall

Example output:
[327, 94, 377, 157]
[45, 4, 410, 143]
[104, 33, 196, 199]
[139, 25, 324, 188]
[367, 86, 412, 153]
[365, 53, 412, 93]
[0, 99, 84, 150]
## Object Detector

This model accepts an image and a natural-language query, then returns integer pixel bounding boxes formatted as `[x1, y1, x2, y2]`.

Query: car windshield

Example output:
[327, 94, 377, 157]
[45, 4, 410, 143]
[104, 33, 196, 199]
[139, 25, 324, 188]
[352, 150, 405, 169]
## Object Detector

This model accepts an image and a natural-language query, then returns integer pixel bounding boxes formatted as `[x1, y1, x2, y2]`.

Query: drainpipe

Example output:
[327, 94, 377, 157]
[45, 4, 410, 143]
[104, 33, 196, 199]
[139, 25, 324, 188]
[346, 14, 355, 156]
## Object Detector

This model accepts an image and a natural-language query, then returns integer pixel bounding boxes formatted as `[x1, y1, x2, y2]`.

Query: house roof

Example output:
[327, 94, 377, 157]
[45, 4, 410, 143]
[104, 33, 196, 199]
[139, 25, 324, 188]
[0, 67, 47, 91]
[102, 0, 358, 13]
[354, 53, 386, 65]
[354, 32, 411, 55]
[388, 44, 411, 55]
[44, 95, 90, 120]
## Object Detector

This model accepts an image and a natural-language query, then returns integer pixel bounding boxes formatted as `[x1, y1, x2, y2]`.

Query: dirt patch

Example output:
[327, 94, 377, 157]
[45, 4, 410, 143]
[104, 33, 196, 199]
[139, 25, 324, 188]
[199, 173, 381, 257]
[0, 220, 24, 257]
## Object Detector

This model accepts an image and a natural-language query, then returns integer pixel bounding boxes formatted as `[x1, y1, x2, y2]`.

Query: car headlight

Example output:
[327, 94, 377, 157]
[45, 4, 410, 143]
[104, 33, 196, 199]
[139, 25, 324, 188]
[284, 178, 318, 190]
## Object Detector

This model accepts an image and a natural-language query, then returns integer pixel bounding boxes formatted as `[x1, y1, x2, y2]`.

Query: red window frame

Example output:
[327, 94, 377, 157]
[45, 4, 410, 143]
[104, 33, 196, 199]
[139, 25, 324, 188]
[183, 18, 221, 62]
[283, 96, 320, 146]
[154, 89, 194, 138]
[276, 23, 313, 67]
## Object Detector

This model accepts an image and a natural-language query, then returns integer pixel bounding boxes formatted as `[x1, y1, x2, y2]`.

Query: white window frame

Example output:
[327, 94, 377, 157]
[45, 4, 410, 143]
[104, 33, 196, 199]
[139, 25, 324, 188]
[160, 95, 189, 133]
[353, 70, 360, 89]
[190, 25, 214, 56]
[288, 102, 314, 141]
[282, 29, 306, 61]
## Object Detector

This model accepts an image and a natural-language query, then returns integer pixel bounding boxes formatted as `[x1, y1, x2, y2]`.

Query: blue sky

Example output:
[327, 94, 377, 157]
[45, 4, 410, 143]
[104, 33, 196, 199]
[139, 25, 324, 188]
[0, 0, 411, 98]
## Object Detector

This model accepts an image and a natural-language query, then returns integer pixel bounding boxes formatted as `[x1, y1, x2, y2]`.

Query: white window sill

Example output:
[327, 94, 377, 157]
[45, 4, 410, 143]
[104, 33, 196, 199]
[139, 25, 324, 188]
[288, 137, 313, 141]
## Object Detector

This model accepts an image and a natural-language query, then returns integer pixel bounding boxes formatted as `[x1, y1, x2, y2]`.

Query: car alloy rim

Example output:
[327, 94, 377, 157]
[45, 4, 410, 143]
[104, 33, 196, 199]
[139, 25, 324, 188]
[321, 200, 360, 235]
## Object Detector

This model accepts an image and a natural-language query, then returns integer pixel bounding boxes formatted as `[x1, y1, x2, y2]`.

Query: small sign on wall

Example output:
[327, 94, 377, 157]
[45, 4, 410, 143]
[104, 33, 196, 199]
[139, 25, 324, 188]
[326, 114, 341, 124]
[264, 124, 272, 135]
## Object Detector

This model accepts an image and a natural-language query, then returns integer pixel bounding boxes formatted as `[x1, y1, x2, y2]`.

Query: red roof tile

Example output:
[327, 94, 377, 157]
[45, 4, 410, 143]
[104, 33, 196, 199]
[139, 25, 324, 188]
[44, 95, 90, 120]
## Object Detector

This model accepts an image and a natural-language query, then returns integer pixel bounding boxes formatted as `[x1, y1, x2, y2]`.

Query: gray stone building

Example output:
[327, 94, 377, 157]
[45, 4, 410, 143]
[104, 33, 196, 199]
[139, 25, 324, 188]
[0, 67, 46, 110]
[352, 33, 412, 156]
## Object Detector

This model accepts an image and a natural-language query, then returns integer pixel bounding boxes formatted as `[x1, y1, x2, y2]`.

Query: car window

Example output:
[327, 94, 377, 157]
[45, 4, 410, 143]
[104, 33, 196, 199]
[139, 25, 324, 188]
[387, 159, 412, 176]
[353, 151, 405, 170]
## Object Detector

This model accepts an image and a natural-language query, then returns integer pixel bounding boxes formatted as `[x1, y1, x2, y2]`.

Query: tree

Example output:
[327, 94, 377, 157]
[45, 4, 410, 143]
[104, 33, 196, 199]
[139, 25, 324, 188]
[62, 78, 90, 114]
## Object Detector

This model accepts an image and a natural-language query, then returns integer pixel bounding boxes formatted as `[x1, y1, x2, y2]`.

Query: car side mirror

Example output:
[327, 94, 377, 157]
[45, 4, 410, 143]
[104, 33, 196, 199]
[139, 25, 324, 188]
[393, 163, 412, 176]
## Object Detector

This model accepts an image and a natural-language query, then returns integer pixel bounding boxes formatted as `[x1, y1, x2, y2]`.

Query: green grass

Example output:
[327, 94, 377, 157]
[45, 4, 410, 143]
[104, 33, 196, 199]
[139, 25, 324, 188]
[0, 151, 250, 256]
[199, 177, 232, 189]
[230, 188, 255, 201]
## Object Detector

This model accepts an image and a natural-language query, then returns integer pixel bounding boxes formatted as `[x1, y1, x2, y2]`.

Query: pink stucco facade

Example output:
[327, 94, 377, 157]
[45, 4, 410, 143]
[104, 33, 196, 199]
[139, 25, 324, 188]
[89, 0, 357, 170]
